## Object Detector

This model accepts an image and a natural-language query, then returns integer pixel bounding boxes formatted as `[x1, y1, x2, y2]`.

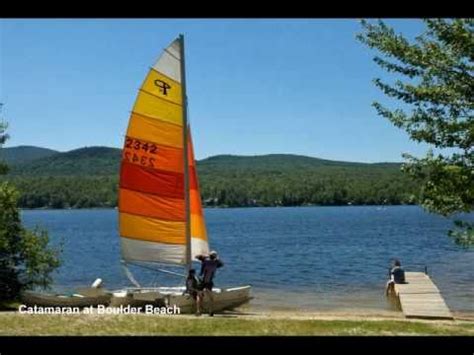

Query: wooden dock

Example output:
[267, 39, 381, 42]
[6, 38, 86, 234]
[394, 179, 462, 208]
[394, 272, 453, 320]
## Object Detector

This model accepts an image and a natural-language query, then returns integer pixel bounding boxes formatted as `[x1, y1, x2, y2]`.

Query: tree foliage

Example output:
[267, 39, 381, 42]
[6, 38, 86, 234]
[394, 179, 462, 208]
[358, 19, 474, 246]
[0, 122, 9, 175]
[0, 183, 61, 300]
[198, 159, 418, 208]
[2, 154, 420, 209]
[0, 122, 61, 301]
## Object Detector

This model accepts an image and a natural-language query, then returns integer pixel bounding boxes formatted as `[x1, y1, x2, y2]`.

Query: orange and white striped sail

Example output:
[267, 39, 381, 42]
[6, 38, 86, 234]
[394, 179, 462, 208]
[119, 37, 209, 265]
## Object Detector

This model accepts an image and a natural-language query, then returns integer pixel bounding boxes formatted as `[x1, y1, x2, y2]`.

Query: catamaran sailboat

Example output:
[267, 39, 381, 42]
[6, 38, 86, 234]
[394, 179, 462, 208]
[110, 35, 251, 313]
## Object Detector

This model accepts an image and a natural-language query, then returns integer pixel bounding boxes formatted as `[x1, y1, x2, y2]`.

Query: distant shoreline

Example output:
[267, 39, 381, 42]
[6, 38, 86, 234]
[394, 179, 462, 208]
[4, 146, 419, 210]
[19, 204, 418, 211]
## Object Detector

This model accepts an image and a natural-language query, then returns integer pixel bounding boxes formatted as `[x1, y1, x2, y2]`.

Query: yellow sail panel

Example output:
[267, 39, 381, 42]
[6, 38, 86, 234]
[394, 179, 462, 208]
[120, 212, 185, 244]
[133, 90, 182, 126]
[142, 69, 182, 106]
[127, 113, 183, 149]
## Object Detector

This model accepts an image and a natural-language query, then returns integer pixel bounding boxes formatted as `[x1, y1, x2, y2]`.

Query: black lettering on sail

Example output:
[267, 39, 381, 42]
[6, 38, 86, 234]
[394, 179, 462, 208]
[154, 79, 172, 96]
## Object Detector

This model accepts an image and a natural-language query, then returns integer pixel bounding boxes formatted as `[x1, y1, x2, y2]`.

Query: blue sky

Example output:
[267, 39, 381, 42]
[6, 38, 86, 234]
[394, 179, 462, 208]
[0, 19, 428, 162]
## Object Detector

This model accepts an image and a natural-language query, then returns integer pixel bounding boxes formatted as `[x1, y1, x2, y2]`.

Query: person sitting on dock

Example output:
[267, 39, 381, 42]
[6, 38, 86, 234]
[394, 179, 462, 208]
[196, 251, 224, 316]
[184, 269, 203, 316]
[385, 259, 406, 296]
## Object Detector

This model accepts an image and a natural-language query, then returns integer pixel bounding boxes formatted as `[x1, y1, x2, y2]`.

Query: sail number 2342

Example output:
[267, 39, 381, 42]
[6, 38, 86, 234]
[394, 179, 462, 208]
[123, 137, 158, 168]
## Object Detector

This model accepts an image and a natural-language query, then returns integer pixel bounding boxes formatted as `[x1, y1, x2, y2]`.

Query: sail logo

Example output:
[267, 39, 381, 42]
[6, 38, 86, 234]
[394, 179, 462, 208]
[154, 79, 171, 96]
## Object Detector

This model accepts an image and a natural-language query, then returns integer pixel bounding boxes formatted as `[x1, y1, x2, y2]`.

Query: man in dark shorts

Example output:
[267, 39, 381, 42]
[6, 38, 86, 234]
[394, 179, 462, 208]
[385, 259, 406, 296]
[196, 250, 224, 316]
[184, 269, 202, 316]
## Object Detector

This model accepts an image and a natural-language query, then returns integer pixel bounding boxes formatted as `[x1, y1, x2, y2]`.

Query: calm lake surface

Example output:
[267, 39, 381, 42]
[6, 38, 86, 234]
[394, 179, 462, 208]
[21, 206, 473, 313]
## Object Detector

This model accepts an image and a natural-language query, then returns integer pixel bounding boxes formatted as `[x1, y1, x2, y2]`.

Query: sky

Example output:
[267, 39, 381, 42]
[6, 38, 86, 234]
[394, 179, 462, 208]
[0, 19, 429, 162]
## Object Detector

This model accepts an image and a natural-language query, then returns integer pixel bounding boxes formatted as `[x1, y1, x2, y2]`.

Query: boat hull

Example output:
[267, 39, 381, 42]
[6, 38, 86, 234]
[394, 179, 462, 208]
[21, 290, 111, 308]
[109, 288, 167, 308]
[110, 285, 252, 313]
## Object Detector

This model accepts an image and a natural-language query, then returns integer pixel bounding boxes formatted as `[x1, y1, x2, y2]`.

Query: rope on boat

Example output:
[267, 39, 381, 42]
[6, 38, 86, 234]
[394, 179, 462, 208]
[121, 262, 141, 288]
[156, 268, 187, 278]
[130, 261, 186, 278]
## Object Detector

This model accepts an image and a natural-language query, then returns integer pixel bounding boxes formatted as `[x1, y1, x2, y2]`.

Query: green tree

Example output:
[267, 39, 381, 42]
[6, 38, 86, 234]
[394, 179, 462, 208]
[358, 19, 474, 246]
[0, 121, 9, 175]
[0, 121, 61, 301]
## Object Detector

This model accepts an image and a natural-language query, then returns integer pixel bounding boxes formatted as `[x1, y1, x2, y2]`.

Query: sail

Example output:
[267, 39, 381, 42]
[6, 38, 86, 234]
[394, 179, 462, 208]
[188, 130, 209, 258]
[119, 37, 208, 265]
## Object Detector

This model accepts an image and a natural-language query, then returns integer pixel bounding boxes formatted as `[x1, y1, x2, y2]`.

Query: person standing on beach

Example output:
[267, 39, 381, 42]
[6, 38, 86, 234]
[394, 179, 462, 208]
[196, 251, 223, 316]
[184, 269, 203, 316]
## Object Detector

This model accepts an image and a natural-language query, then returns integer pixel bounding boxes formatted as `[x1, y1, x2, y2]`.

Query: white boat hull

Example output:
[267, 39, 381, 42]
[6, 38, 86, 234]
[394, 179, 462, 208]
[21, 290, 111, 308]
[110, 285, 252, 313]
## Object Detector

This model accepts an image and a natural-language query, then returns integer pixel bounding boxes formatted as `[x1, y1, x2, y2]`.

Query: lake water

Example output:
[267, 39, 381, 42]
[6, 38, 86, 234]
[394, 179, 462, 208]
[21, 206, 473, 313]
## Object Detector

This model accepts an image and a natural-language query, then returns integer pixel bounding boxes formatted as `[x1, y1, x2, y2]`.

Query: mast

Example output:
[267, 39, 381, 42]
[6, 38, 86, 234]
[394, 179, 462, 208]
[179, 34, 192, 271]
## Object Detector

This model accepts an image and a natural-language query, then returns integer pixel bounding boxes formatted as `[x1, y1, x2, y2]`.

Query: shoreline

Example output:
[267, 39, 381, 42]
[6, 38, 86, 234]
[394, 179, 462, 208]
[19, 204, 419, 211]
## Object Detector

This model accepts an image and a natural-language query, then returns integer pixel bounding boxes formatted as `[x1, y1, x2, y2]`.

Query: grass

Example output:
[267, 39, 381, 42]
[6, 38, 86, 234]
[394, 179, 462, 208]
[0, 313, 473, 336]
[0, 301, 20, 311]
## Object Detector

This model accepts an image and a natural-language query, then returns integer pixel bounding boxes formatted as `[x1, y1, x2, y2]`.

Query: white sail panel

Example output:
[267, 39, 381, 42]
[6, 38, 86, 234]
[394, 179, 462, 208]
[121, 237, 209, 265]
[121, 237, 186, 265]
[152, 39, 181, 83]
[191, 237, 209, 259]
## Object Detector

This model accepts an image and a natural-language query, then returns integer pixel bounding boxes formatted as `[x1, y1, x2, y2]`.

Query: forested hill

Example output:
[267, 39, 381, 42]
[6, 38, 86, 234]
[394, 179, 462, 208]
[9, 146, 121, 176]
[197, 154, 415, 207]
[0, 145, 59, 165]
[199, 154, 401, 171]
[1, 146, 419, 209]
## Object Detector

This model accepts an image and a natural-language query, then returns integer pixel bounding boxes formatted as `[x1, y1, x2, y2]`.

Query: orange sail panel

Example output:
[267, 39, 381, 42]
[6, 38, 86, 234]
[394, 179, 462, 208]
[120, 161, 184, 199]
[119, 188, 185, 221]
[119, 38, 187, 265]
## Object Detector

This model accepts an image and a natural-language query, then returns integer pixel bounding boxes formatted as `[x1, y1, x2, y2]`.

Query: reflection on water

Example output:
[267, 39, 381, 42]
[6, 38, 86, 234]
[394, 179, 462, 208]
[21, 206, 474, 313]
